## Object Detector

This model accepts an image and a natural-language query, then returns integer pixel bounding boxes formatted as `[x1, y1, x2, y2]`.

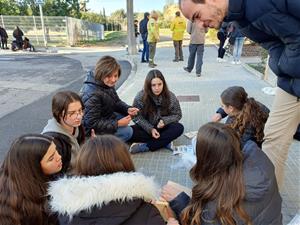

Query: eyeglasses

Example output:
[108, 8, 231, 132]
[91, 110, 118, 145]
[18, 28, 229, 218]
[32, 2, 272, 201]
[66, 109, 84, 119]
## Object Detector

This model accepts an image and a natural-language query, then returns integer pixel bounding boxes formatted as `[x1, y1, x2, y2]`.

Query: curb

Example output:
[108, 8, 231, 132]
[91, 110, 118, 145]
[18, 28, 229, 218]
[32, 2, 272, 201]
[117, 54, 138, 96]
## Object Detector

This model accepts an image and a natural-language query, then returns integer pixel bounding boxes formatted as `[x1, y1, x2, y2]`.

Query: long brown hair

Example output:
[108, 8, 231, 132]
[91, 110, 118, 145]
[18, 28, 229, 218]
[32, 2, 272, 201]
[0, 134, 54, 225]
[73, 135, 135, 176]
[142, 69, 171, 119]
[181, 122, 251, 225]
[221, 86, 268, 143]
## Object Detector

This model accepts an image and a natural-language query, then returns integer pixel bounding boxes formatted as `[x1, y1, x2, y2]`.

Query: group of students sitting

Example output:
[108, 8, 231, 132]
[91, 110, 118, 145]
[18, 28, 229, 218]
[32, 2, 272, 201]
[0, 55, 283, 225]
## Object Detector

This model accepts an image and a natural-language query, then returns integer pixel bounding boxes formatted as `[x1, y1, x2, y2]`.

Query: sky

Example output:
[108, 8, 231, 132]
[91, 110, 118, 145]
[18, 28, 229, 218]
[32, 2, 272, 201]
[87, 0, 168, 15]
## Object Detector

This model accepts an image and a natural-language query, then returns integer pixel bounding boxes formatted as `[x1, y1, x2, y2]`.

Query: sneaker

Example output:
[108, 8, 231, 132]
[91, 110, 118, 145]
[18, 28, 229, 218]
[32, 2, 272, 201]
[165, 142, 174, 151]
[173, 59, 179, 62]
[130, 143, 149, 154]
[138, 49, 143, 52]
[183, 67, 191, 73]
[196, 73, 201, 77]
[141, 60, 147, 63]
[231, 61, 236, 65]
[236, 60, 241, 65]
[179, 58, 184, 61]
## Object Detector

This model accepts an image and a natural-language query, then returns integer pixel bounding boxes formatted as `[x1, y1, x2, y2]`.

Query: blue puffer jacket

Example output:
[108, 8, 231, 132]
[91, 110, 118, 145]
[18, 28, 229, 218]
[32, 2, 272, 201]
[226, 0, 300, 97]
[169, 141, 282, 225]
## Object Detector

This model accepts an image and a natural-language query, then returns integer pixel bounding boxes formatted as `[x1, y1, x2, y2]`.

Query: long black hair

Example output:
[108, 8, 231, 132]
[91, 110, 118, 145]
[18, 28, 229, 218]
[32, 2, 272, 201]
[142, 69, 171, 118]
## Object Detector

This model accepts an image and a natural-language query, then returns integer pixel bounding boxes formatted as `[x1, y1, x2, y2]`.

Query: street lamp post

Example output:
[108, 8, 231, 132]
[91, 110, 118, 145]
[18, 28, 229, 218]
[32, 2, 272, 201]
[126, 0, 137, 55]
[36, 0, 47, 48]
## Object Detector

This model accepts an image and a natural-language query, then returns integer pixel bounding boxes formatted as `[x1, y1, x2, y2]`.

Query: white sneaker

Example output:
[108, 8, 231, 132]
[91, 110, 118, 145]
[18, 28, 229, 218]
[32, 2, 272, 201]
[217, 57, 222, 62]
[231, 61, 236, 65]
[236, 60, 241, 65]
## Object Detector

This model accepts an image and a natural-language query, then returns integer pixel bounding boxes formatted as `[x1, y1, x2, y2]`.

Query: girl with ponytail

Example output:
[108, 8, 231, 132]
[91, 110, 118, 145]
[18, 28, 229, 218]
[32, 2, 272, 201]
[211, 86, 269, 147]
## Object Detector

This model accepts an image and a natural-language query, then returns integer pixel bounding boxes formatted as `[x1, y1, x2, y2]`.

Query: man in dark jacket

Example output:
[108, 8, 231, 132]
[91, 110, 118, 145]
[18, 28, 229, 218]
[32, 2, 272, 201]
[0, 26, 9, 49]
[139, 12, 150, 63]
[179, 0, 300, 189]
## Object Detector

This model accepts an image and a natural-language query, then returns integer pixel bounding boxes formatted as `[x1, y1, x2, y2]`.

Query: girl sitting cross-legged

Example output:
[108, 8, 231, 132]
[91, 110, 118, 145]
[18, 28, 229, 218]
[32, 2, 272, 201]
[130, 69, 184, 153]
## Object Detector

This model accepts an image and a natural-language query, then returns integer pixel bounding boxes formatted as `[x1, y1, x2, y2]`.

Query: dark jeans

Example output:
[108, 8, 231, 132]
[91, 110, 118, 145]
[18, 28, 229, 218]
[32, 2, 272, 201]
[217, 31, 226, 58]
[173, 40, 183, 60]
[186, 44, 204, 74]
[149, 42, 157, 64]
[130, 122, 184, 151]
[141, 39, 149, 62]
[1, 38, 8, 49]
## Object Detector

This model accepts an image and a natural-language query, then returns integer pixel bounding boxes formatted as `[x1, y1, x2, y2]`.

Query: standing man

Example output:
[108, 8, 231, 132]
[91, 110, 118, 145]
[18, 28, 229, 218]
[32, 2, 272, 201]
[0, 26, 9, 50]
[179, 0, 300, 188]
[170, 11, 186, 62]
[139, 12, 150, 63]
[183, 20, 206, 77]
[147, 11, 160, 68]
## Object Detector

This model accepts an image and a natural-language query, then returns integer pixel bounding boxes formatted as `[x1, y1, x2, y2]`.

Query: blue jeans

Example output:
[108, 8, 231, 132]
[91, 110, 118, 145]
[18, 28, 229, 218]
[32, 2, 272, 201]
[114, 112, 133, 142]
[186, 44, 204, 74]
[141, 39, 149, 62]
[115, 126, 133, 142]
[233, 37, 245, 61]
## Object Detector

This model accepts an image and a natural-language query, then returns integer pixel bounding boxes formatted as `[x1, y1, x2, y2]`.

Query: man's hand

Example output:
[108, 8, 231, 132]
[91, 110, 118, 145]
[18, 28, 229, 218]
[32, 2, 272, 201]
[151, 128, 160, 139]
[117, 115, 131, 127]
[128, 107, 139, 116]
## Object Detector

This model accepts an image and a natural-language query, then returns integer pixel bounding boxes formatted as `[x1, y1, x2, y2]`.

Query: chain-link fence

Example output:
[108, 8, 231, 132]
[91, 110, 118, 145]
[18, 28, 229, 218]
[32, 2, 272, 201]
[0, 15, 104, 46]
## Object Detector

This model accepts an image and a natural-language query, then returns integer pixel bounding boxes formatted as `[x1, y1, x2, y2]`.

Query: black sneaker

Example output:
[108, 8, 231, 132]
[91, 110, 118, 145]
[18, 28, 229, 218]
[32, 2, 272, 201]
[179, 58, 184, 61]
[196, 73, 201, 77]
[183, 67, 191, 73]
[173, 59, 179, 62]
[141, 60, 147, 63]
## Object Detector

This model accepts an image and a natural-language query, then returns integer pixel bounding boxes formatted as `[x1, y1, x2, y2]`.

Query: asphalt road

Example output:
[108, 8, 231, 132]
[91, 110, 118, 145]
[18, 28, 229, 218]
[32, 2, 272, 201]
[0, 54, 131, 162]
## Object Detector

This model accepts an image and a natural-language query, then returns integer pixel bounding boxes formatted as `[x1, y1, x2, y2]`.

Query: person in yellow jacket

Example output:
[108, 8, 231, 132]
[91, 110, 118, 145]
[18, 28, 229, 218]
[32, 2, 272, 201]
[170, 11, 186, 62]
[147, 11, 159, 68]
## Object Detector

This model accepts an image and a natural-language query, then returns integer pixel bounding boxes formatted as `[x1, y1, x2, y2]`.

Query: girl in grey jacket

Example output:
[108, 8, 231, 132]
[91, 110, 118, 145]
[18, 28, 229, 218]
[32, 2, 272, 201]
[130, 69, 184, 153]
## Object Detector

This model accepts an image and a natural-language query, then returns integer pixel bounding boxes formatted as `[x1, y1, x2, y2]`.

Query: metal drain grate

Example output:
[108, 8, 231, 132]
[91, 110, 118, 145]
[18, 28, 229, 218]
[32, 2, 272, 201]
[176, 95, 200, 102]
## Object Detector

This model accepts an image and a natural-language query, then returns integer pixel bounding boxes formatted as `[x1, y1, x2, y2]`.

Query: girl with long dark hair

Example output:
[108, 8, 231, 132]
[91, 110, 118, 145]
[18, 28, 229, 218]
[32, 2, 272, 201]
[212, 86, 269, 147]
[48, 135, 179, 225]
[130, 69, 184, 153]
[161, 122, 282, 225]
[0, 134, 62, 225]
[42, 91, 85, 173]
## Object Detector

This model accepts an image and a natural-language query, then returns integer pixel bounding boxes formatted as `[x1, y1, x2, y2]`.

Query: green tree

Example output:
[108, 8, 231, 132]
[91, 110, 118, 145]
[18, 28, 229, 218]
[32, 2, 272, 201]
[80, 11, 106, 24]
[0, 0, 20, 15]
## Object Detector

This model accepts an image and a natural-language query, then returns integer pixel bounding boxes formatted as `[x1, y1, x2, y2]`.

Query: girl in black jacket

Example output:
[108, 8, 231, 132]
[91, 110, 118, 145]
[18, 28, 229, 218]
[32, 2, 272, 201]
[81, 56, 139, 141]
[48, 135, 179, 225]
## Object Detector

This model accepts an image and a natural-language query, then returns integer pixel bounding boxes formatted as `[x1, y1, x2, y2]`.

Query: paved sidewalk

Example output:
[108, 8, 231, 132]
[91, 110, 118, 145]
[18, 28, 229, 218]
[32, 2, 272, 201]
[119, 46, 299, 225]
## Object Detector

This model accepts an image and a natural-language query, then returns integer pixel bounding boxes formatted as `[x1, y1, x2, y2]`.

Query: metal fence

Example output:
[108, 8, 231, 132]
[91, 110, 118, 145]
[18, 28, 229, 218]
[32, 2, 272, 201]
[0, 15, 104, 46]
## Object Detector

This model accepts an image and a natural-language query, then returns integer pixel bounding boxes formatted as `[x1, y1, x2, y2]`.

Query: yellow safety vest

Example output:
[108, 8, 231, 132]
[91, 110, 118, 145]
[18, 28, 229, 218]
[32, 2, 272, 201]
[170, 16, 186, 41]
[147, 18, 159, 43]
